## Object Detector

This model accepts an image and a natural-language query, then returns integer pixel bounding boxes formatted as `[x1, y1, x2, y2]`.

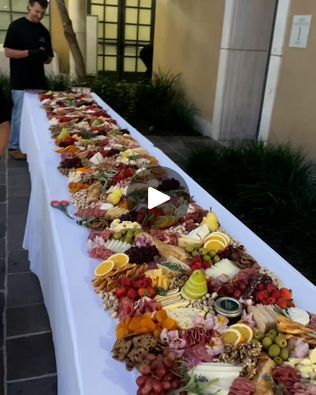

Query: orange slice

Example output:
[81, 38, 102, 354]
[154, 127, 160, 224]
[230, 323, 253, 343]
[222, 328, 242, 345]
[108, 253, 129, 268]
[204, 231, 230, 245]
[94, 260, 115, 277]
[204, 238, 227, 252]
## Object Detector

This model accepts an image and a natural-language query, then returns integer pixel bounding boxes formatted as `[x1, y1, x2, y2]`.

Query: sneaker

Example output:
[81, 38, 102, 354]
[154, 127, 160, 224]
[8, 149, 27, 161]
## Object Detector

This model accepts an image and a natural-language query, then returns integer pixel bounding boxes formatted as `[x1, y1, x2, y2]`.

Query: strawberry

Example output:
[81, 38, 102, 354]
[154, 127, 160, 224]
[257, 283, 266, 291]
[120, 277, 133, 288]
[138, 288, 149, 297]
[276, 297, 288, 309]
[267, 297, 276, 305]
[127, 288, 138, 300]
[267, 283, 277, 293]
[272, 290, 281, 299]
[279, 288, 292, 301]
[115, 287, 127, 299]
[147, 287, 156, 298]
[256, 290, 269, 302]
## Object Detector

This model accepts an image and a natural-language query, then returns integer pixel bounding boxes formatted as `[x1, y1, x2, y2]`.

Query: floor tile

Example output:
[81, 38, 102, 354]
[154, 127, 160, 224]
[7, 333, 56, 380]
[8, 250, 30, 274]
[8, 173, 31, 197]
[0, 203, 5, 222]
[7, 376, 57, 395]
[8, 196, 29, 217]
[0, 259, 4, 290]
[7, 273, 43, 307]
[0, 293, 4, 345]
[0, 222, 5, 239]
[0, 186, 5, 203]
[7, 304, 50, 337]
[7, 157, 28, 169]
[0, 172, 5, 185]
[0, 238, 5, 258]
[0, 350, 3, 395]
[7, 223, 26, 251]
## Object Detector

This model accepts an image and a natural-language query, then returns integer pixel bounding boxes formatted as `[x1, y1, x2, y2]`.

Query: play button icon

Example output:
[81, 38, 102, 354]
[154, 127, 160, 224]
[148, 187, 170, 209]
[126, 166, 190, 229]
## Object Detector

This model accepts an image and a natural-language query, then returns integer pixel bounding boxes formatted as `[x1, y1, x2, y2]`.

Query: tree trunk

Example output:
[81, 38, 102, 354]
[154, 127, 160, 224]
[56, 0, 86, 80]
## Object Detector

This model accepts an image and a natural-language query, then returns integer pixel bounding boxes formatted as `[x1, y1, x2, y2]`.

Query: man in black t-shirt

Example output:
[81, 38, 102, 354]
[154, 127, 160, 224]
[4, 0, 53, 160]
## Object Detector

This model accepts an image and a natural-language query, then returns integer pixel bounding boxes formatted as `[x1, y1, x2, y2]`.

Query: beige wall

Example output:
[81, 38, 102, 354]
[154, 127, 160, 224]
[270, 0, 316, 162]
[153, 0, 224, 129]
[51, 0, 69, 73]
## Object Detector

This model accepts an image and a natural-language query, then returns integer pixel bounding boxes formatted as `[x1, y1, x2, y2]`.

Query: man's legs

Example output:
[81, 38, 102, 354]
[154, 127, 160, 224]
[9, 90, 26, 160]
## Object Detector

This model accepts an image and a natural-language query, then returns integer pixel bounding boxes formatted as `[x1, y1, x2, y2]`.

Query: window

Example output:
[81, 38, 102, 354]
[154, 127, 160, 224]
[88, 0, 155, 76]
[0, 0, 50, 45]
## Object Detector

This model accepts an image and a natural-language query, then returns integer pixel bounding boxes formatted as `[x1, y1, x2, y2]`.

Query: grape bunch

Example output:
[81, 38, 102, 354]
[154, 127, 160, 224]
[136, 350, 186, 395]
[126, 245, 159, 264]
[158, 178, 180, 192]
[113, 228, 142, 244]
[59, 157, 82, 169]
[120, 210, 138, 222]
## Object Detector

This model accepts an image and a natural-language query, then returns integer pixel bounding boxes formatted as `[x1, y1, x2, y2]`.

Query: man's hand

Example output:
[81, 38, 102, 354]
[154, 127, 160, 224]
[28, 47, 46, 56]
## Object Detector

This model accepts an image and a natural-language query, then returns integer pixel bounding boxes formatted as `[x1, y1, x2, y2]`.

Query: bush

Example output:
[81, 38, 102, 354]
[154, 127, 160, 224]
[133, 71, 198, 135]
[186, 142, 316, 282]
[46, 73, 72, 91]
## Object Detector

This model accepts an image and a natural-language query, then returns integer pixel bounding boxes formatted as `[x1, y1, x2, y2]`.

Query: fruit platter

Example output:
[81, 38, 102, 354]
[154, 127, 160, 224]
[39, 90, 316, 395]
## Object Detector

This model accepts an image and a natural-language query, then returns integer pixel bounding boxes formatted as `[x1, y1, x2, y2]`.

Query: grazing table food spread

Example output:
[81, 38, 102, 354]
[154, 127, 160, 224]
[21, 90, 316, 395]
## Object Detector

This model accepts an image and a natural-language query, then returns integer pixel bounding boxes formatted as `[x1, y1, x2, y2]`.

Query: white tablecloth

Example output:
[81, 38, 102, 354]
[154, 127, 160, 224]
[20, 92, 316, 395]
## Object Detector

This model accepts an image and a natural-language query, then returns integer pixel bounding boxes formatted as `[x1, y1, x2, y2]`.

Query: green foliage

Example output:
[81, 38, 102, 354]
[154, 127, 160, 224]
[90, 71, 198, 135]
[186, 142, 316, 282]
[89, 74, 135, 120]
[0, 72, 11, 99]
[133, 71, 198, 135]
[46, 73, 72, 91]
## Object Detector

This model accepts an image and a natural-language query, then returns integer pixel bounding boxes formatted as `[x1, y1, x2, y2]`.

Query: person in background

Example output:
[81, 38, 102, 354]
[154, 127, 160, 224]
[0, 86, 11, 156]
[4, 0, 53, 160]
[139, 43, 153, 78]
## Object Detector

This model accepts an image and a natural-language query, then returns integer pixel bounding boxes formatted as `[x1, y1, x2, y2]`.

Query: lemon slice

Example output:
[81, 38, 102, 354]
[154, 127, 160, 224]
[222, 328, 242, 345]
[230, 323, 253, 343]
[108, 253, 129, 268]
[204, 238, 227, 252]
[94, 260, 115, 277]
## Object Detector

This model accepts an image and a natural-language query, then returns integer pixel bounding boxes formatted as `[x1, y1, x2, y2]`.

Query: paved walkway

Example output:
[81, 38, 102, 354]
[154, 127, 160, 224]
[0, 154, 57, 395]
[0, 133, 218, 395]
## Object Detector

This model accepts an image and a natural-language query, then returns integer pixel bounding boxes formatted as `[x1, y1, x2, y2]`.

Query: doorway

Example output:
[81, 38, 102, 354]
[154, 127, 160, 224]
[88, 0, 155, 78]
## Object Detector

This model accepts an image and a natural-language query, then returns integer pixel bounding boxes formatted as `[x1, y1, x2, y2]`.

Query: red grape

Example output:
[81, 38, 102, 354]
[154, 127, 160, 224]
[141, 380, 152, 395]
[146, 353, 157, 362]
[139, 364, 151, 375]
[155, 367, 166, 378]
[162, 381, 171, 390]
[167, 351, 176, 361]
[162, 357, 173, 368]
[136, 376, 147, 387]
[152, 380, 163, 393]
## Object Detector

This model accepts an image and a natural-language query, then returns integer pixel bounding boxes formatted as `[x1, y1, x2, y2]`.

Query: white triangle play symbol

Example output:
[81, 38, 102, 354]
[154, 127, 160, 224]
[147, 187, 170, 209]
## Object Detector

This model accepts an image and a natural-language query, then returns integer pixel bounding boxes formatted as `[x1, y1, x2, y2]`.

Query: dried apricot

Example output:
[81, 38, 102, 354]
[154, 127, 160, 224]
[140, 317, 156, 332]
[162, 318, 177, 330]
[155, 309, 168, 324]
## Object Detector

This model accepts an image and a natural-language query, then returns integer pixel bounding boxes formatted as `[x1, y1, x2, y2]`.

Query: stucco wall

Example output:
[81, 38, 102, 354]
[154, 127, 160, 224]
[153, 0, 224, 132]
[51, 0, 69, 73]
[269, 0, 316, 162]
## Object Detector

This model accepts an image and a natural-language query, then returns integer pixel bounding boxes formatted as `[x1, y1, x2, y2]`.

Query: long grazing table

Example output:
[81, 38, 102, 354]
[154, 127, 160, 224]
[19, 91, 316, 395]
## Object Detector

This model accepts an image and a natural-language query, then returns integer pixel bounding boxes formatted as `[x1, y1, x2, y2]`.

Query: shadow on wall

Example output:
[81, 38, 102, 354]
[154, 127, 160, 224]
[0, 45, 60, 75]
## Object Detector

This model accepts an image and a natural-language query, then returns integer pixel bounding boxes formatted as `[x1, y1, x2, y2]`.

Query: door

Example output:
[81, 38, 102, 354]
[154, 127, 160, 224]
[88, 0, 155, 78]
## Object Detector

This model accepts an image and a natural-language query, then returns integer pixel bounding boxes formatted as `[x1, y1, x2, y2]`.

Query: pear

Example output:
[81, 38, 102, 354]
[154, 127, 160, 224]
[181, 270, 208, 300]
[203, 212, 220, 231]
[57, 128, 70, 142]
